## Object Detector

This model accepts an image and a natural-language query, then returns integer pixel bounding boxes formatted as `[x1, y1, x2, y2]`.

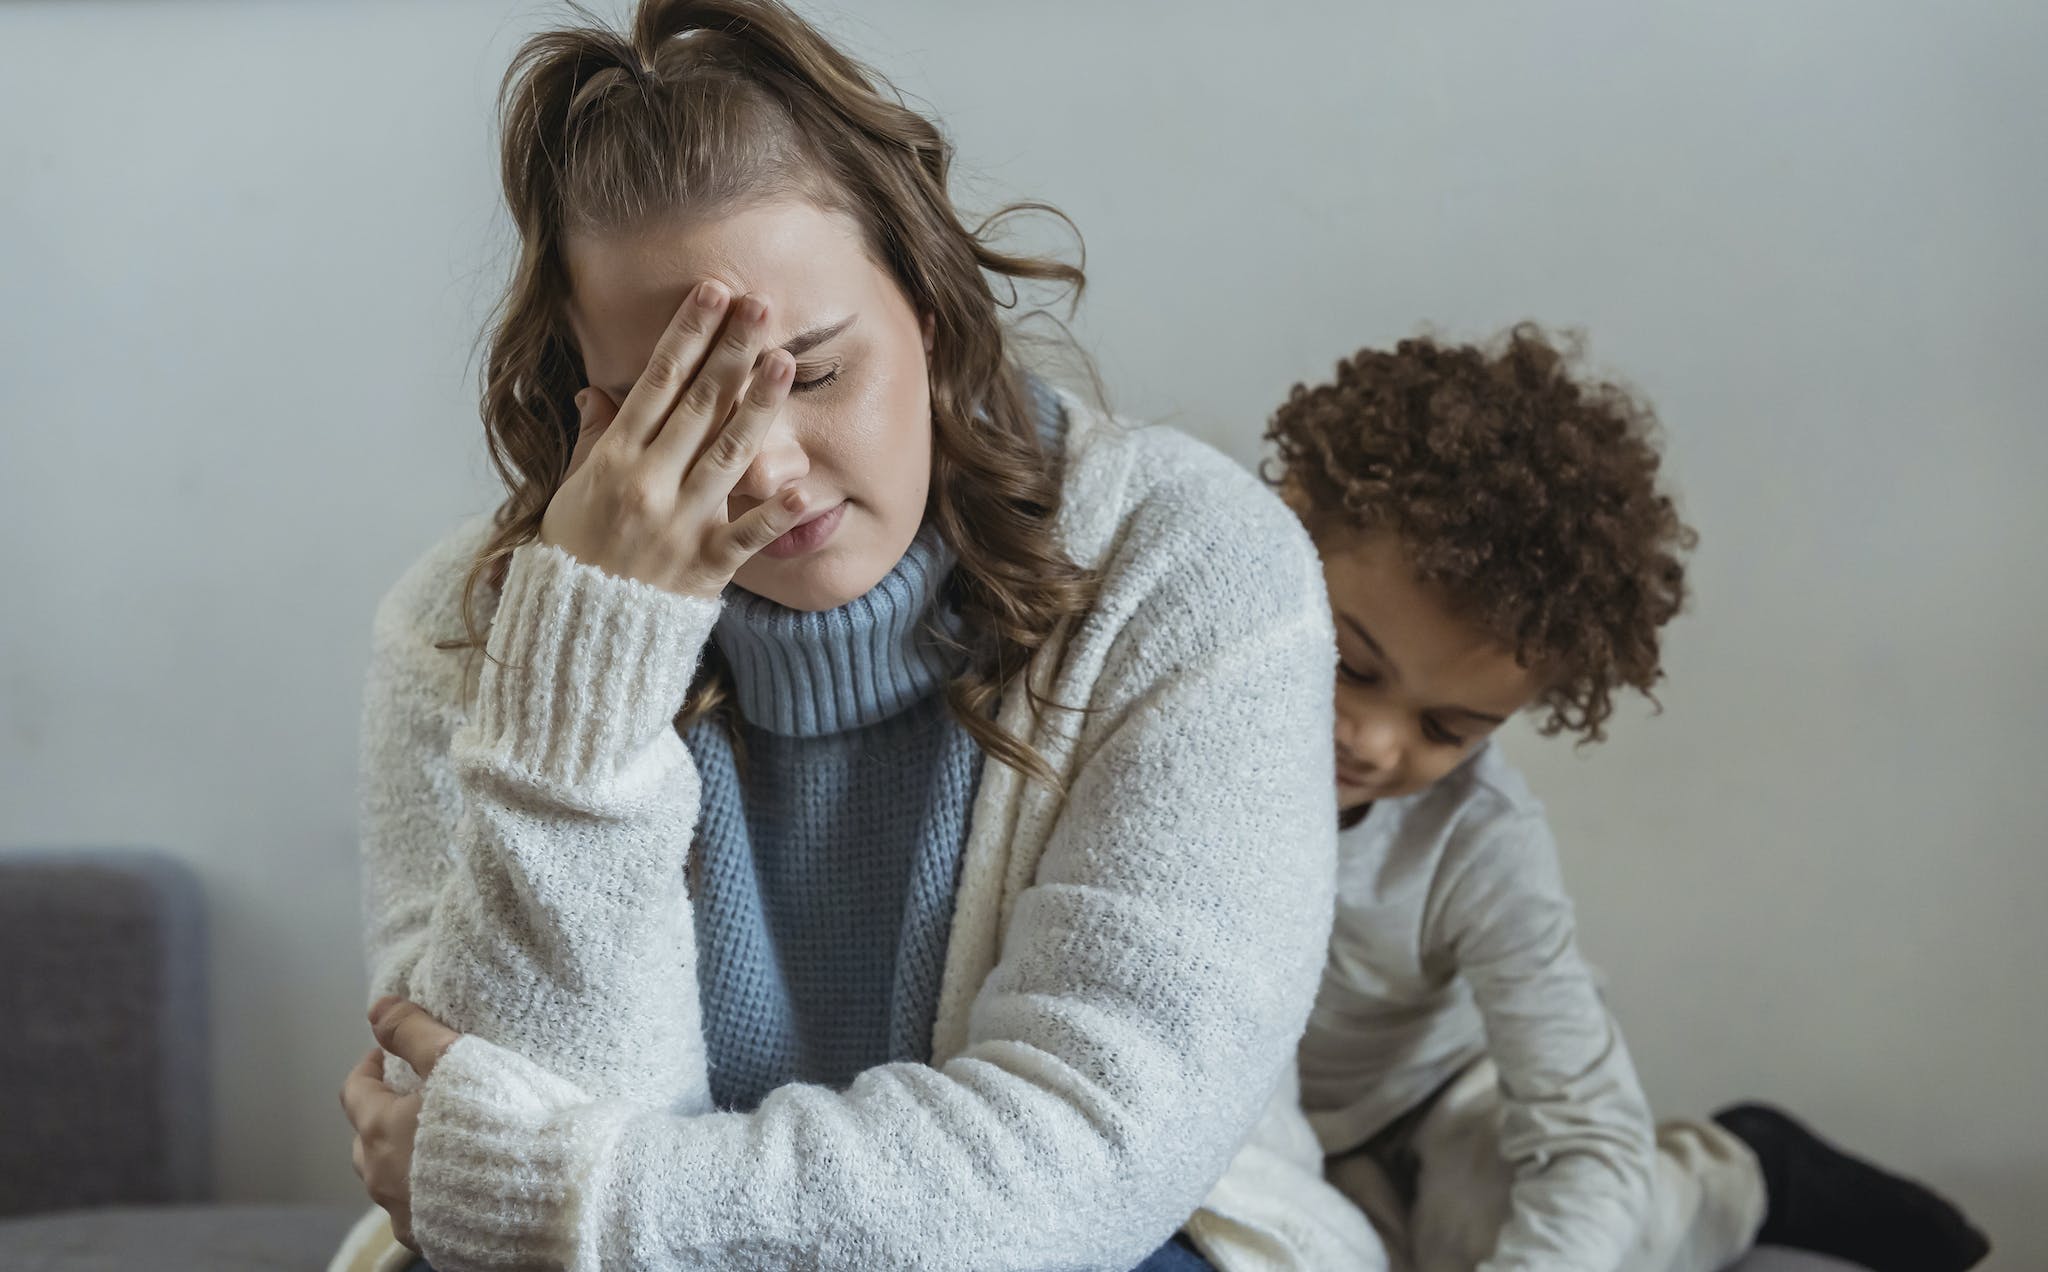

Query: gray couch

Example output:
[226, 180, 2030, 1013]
[0, 849, 1867, 1271]
[0, 849, 361, 1268]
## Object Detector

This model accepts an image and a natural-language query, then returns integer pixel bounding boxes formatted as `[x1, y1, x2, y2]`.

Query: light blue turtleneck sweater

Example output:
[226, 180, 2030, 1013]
[683, 518, 980, 1111]
[685, 380, 1067, 1113]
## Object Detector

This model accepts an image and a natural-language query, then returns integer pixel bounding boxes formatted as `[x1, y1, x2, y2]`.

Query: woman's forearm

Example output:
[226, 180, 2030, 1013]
[361, 533, 721, 1111]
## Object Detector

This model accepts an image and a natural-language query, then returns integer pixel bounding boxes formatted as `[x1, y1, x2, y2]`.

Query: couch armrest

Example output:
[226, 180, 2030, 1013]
[0, 848, 210, 1214]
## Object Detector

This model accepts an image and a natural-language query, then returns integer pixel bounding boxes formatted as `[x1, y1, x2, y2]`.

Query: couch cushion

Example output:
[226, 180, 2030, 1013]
[0, 1203, 363, 1271]
[0, 849, 210, 1213]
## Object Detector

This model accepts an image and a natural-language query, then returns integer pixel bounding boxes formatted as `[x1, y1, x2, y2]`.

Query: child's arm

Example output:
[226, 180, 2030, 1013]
[1436, 810, 1658, 1272]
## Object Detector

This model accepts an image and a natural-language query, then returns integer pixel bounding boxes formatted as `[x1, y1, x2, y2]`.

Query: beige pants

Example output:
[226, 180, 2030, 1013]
[1326, 1060, 1768, 1272]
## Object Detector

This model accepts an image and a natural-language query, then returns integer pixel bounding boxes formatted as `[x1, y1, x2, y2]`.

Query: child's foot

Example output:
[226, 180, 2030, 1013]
[1711, 1102, 1990, 1272]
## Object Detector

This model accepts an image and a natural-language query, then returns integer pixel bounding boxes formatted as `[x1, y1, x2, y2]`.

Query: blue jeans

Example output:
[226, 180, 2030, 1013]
[1136, 1233, 1216, 1270]
[406, 1233, 1211, 1270]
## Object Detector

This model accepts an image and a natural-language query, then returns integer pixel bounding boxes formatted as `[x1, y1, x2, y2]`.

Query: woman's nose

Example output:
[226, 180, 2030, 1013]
[728, 417, 810, 504]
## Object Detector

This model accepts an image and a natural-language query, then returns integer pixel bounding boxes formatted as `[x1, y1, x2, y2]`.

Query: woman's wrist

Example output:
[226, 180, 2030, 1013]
[463, 537, 722, 795]
[408, 1033, 606, 1270]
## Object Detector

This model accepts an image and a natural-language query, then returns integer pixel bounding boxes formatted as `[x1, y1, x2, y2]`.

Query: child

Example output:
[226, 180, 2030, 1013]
[1264, 325, 1990, 1272]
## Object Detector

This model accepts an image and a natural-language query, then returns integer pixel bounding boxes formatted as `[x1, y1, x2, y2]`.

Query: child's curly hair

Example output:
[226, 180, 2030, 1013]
[1264, 323, 1698, 744]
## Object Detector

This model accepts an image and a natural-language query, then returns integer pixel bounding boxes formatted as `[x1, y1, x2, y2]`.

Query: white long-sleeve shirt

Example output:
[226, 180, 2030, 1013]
[1297, 740, 1657, 1272]
[342, 388, 1385, 1272]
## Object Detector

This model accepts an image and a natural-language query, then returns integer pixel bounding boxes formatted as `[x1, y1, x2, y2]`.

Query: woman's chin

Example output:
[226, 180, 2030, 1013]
[735, 543, 893, 613]
[734, 503, 930, 611]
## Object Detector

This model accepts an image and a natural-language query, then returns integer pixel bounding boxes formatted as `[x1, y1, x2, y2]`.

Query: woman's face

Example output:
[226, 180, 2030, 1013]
[562, 198, 935, 612]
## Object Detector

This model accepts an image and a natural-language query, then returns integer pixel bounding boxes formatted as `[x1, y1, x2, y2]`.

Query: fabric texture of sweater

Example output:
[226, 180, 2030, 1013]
[1297, 738, 1657, 1272]
[341, 385, 1387, 1271]
[689, 520, 980, 1112]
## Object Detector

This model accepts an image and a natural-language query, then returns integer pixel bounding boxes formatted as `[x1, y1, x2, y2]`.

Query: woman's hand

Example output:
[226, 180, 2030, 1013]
[338, 996, 464, 1256]
[541, 280, 807, 600]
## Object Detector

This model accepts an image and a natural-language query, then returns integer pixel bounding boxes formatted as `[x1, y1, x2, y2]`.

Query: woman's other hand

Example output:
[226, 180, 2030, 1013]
[338, 996, 463, 1255]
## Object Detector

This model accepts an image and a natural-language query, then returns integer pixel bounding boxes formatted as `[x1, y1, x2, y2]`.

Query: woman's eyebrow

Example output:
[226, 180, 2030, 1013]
[780, 313, 855, 358]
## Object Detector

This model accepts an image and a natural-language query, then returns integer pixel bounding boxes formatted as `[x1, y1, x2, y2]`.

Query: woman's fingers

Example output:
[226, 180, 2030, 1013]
[369, 998, 461, 1081]
[676, 348, 794, 505]
[683, 345, 804, 572]
[646, 292, 773, 482]
[338, 1045, 387, 1130]
[719, 485, 811, 569]
[606, 280, 731, 450]
[564, 387, 620, 481]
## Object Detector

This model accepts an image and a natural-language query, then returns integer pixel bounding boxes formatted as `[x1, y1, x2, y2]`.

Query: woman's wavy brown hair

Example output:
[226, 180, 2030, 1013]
[1264, 323, 1698, 745]
[441, 0, 1100, 785]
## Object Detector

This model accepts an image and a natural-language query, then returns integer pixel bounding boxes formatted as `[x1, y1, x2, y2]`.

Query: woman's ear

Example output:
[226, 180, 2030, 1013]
[920, 311, 936, 355]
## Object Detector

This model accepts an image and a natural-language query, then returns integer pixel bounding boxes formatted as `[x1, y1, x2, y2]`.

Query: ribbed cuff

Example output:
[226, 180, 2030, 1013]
[468, 539, 722, 797]
[409, 1034, 631, 1271]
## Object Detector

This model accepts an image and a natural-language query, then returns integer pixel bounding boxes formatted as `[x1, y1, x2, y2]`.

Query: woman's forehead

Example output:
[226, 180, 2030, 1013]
[567, 201, 868, 315]
[564, 200, 875, 380]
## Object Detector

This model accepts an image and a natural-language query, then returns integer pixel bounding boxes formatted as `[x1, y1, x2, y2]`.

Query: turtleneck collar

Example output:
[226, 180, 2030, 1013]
[713, 522, 965, 738]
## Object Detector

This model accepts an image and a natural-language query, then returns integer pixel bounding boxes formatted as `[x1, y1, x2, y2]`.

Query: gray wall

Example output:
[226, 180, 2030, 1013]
[3, 0, 2041, 1262]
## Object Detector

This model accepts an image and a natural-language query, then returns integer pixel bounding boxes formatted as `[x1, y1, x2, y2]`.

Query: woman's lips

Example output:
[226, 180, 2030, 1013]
[759, 499, 846, 559]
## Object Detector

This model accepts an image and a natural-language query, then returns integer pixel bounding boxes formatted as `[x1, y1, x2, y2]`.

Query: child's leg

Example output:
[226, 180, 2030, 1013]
[1712, 1103, 1990, 1272]
[1635, 1117, 1769, 1272]
[1325, 1145, 1414, 1272]
[1403, 1060, 1765, 1272]
[1403, 1061, 1516, 1272]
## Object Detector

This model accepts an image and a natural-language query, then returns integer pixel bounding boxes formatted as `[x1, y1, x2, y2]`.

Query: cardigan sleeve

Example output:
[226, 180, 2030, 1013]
[400, 493, 1345, 1271]
[357, 530, 721, 1114]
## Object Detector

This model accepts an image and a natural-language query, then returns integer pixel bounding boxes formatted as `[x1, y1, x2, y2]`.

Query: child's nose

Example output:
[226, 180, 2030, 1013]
[1337, 710, 1403, 775]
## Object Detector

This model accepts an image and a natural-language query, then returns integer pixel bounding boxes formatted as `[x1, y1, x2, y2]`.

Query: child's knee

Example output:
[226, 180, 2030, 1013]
[1409, 1117, 1516, 1271]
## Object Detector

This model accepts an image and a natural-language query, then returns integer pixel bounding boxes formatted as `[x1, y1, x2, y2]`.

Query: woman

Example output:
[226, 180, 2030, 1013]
[332, 2, 1381, 1268]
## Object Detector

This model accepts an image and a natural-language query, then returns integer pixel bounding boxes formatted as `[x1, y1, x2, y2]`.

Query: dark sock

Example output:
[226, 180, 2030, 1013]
[1712, 1102, 1990, 1272]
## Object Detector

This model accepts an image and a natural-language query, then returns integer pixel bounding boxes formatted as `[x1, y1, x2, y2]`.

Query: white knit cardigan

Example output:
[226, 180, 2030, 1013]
[330, 390, 1387, 1272]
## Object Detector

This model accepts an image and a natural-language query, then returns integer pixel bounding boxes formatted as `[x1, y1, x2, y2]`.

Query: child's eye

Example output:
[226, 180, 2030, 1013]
[791, 365, 840, 393]
[1423, 717, 1466, 748]
[1338, 663, 1381, 688]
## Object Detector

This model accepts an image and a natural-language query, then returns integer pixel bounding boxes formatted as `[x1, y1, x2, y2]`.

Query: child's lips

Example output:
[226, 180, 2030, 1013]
[1336, 761, 1378, 790]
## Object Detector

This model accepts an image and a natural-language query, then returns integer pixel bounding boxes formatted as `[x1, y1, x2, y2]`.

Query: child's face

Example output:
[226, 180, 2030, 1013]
[1313, 531, 1544, 811]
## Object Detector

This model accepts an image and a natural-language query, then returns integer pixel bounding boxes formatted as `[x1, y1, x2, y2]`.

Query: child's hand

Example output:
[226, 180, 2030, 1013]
[539, 281, 807, 599]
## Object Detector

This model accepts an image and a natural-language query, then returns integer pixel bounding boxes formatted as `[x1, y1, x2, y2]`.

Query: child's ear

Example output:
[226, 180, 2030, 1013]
[1276, 476, 1313, 520]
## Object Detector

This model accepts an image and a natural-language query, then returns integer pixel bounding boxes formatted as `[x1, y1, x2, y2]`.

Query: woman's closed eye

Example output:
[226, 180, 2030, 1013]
[791, 363, 841, 393]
